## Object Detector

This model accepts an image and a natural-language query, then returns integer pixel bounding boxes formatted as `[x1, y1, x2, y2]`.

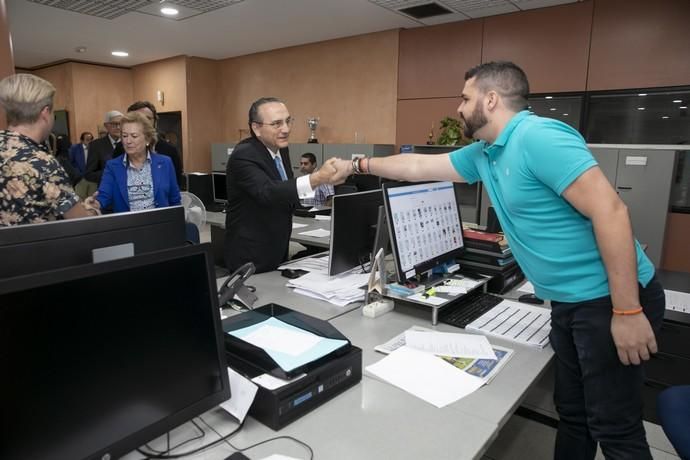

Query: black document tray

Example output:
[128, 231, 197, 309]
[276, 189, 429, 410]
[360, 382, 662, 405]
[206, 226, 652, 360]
[222, 303, 352, 380]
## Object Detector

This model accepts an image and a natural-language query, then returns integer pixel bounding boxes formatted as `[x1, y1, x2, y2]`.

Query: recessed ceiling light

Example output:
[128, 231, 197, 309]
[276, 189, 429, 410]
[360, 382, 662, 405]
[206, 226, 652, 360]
[549, 107, 556, 111]
[545, 96, 553, 99]
[662, 116, 669, 119]
[111, 51, 129, 57]
[680, 106, 688, 109]
[161, 7, 179, 15]
[638, 93, 647, 96]
[563, 113, 569, 116]
[673, 99, 682, 103]
[74, 46, 87, 53]
[637, 107, 645, 110]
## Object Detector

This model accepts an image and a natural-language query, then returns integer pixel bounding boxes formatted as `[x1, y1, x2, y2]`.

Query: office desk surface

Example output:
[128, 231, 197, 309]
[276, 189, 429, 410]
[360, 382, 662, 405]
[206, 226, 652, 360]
[331, 303, 555, 428]
[231, 270, 362, 322]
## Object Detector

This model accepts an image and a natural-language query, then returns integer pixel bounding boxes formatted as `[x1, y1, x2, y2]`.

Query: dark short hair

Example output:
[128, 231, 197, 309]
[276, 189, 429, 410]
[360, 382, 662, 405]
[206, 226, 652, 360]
[80, 131, 93, 141]
[465, 61, 529, 112]
[301, 152, 317, 164]
[127, 100, 158, 121]
[248, 97, 284, 138]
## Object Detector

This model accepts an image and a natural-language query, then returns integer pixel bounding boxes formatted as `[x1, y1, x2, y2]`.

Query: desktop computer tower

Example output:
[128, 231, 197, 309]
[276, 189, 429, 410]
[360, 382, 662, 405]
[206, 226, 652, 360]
[186, 173, 214, 208]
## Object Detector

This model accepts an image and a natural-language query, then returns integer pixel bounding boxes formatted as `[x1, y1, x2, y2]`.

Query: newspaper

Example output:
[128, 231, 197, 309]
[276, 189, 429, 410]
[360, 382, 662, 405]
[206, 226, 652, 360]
[374, 326, 514, 383]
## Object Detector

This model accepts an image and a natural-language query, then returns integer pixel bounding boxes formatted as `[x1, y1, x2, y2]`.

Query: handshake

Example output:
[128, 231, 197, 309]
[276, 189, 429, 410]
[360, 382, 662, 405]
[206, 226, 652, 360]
[312, 157, 357, 186]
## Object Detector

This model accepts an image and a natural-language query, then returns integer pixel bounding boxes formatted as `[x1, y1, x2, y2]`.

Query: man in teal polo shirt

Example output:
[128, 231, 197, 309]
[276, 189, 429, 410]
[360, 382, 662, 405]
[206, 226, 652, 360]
[332, 61, 665, 459]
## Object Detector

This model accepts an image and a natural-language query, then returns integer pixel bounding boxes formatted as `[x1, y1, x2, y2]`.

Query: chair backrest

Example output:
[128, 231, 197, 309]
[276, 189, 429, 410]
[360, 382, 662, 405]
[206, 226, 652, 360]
[334, 184, 358, 195]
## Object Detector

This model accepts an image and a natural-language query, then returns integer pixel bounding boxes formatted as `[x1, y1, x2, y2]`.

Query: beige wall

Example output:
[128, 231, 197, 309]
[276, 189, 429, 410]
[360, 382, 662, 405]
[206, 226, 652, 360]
[71, 63, 133, 143]
[186, 57, 222, 172]
[220, 30, 399, 145]
[32, 63, 75, 139]
[132, 56, 189, 169]
[0, 0, 13, 128]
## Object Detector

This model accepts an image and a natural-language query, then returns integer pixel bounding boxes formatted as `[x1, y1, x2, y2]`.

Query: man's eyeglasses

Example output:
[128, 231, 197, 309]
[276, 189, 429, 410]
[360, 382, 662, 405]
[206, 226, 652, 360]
[253, 117, 294, 129]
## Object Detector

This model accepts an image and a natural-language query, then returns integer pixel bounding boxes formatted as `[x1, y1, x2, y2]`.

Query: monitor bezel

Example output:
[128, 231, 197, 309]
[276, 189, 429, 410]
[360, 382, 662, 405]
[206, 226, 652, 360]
[0, 243, 230, 460]
[212, 172, 228, 203]
[382, 181, 465, 283]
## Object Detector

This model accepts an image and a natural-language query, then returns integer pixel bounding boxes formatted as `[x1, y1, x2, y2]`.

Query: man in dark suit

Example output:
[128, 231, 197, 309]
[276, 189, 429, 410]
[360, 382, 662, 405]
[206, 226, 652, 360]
[112, 101, 184, 188]
[69, 131, 94, 198]
[224, 97, 339, 273]
[84, 110, 122, 186]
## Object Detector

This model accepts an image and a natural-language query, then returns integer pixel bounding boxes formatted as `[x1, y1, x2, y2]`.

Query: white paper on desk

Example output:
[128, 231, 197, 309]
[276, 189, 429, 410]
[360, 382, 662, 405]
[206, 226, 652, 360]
[407, 293, 446, 305]
[242, 324, 322, 356]
[252, 372, 306, 390]
[665, 289, 690, 313]
[518, 281, 535, 294]
[279, 254, 329, 273]
[292, 222, 308, 229]
[259, 455, 302, 460]
[435, 285, 467, 295]
[365, 346, 485, 408]
[314, 214, 331, 221]
[220, 368, 258, 423]
[299, 228, 331, 238]
[405, 330, 497, 360]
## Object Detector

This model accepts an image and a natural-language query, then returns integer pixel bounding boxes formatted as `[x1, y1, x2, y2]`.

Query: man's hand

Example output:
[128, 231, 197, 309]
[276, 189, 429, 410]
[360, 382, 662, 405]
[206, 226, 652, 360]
[331, 158, 353, 182]
[84, 192, 100, 212]
[310, 158, 349, 187]
[611, 313, 658, 365]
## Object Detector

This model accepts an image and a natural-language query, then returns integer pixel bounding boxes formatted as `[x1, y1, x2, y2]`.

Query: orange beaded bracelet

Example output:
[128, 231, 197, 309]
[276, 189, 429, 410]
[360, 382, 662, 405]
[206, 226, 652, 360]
[612, 307, 643, 316]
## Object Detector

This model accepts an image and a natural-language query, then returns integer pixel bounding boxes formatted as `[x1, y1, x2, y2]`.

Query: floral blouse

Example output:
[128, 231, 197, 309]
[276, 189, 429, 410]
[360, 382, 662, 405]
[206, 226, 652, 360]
[0, 130, 79, 226]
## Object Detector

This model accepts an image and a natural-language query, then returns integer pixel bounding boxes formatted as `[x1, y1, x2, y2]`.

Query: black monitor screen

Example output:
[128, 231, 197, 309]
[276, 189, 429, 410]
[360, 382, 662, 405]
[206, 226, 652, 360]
[383, 181, 465, 283]
[0, 245, 230, 460]
[213, 172, 227, 202]
[0, 206, 186, 279]
[329, 189, 383, 276]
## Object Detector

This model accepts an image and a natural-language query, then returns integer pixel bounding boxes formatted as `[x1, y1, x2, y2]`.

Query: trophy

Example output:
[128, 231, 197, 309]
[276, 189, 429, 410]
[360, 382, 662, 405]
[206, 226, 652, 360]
[307, 117, 319, 143]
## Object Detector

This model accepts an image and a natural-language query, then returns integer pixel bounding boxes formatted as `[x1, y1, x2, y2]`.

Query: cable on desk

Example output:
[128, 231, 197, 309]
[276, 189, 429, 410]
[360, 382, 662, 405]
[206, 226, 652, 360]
[136, 418, 244, 459]
[198, 415, 314, 460]
[140, 419, 206, 457]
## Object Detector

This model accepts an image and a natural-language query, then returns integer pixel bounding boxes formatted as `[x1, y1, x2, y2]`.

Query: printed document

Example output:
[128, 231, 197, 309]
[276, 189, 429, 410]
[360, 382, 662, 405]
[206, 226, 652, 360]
[404, 330, 497, 360]
[466, 300, 551, 348]
[665, 289, 690, 313]
[299, 228, 331, 238]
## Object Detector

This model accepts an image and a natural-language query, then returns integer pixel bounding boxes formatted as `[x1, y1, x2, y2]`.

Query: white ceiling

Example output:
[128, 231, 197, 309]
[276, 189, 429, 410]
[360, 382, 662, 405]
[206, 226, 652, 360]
[7, 0, 578, 69]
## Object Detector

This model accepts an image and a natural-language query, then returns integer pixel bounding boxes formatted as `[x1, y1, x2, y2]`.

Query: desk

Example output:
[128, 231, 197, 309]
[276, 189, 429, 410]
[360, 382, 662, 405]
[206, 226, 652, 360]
[208, 213, 331, 267]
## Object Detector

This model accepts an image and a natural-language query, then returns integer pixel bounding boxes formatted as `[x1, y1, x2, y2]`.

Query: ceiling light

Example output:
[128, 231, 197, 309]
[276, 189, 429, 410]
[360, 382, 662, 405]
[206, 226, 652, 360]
[638, 93, 647, 96]
[111, 51, 129, 57]
[549, 107, 556, 111]
[545, 96, 553, 100]
[673, 99, 682, 103]
[161, 7, 179, 15]
[680, 106, 688, 109]
[662, 116, 669, 119]
[563, 113, 569, 116]
[74, 46, 87, 53]
[637, 107, 645, 110]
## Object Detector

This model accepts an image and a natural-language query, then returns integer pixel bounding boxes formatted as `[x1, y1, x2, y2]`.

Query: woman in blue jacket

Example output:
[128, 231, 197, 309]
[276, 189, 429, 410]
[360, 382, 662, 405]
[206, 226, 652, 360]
[97, 111, 180, 213]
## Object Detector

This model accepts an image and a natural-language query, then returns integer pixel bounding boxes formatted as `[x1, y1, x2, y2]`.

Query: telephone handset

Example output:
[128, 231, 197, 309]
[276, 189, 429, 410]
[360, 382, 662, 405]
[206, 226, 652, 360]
[218, 262, 257, 309]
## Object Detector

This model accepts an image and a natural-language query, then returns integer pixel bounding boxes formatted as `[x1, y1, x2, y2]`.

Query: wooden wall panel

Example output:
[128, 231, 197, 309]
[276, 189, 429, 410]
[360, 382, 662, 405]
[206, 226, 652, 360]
[396, 97, 461, 148]
[71, 63, 133, 144]
[398, 20, 483, 99]
[32, 63, 75, 140]
[588, 0, 690, 90]
[482, 1, 593, 93]
[186, 57, 222, 173]
[132, 56, 188, 168]
[219, 30, 399, 145]
[661, 212, 690, 273]
[0, 0, 13, 129]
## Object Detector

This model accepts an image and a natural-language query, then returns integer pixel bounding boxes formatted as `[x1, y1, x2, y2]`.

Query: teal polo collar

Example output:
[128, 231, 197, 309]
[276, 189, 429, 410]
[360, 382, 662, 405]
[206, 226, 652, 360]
[483, 110, 532, 155]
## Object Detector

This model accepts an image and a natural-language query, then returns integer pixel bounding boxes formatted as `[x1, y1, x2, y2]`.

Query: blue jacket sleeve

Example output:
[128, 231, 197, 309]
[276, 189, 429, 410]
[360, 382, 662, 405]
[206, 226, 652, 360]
[97, 161, 116, 209]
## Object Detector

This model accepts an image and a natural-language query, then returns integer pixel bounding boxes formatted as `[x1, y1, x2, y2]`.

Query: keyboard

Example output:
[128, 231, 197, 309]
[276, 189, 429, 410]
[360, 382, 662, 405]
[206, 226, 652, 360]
[438, 290, 504, 329]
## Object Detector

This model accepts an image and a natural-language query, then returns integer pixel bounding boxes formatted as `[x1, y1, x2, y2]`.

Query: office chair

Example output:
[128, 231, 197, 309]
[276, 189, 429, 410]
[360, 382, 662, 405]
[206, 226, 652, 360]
[657, 385, 690, 459]
[334, 184, 358, 195]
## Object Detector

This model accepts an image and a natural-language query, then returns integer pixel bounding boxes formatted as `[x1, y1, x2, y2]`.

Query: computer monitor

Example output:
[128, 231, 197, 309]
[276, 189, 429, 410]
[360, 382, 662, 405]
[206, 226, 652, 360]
[382, 181, 465, 283]
[328, 189, 384, 276]
[0, 244, 230, 460]
[0, 206, 187, 279]
[212, 172, 227, 203]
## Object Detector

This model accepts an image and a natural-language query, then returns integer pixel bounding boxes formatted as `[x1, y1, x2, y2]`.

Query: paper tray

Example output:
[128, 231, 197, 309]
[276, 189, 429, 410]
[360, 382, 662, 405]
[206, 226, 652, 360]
[222, 303, 352, 379]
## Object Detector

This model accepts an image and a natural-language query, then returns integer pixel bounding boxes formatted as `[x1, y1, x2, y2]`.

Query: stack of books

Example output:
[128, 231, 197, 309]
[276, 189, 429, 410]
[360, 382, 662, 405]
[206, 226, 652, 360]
[459, 228, 524, 294]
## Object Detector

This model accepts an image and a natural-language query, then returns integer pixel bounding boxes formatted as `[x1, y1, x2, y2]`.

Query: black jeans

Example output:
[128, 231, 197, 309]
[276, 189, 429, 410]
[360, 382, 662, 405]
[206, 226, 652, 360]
[550, 275, 665, 460]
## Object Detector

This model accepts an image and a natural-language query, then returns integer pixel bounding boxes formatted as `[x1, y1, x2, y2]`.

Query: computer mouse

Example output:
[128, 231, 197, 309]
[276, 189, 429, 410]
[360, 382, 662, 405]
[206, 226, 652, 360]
[519, 293, 544, 305]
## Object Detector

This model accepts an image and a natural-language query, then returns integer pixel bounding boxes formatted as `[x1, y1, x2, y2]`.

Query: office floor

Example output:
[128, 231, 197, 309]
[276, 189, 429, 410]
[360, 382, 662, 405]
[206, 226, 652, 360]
[203, 224, 680, 460]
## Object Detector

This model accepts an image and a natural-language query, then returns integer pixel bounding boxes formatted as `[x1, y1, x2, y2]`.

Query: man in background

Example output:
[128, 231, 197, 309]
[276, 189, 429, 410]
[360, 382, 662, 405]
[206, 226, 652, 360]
[113, 101, 183, 188]
[224, 97, 341, 273]
[85, 110, 122, 186]
[0, 74, 99, 225]
[299, 152, 334, 207]
[69, 131, 95, 198]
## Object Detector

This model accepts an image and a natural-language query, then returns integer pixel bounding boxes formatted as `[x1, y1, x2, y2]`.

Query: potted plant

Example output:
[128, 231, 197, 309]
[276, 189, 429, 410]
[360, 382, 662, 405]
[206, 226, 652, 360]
[437, 116, 471, 146]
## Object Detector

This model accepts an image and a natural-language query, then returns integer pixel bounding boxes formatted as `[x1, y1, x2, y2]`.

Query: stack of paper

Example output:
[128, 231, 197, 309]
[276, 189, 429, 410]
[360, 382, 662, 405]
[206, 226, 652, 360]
[279, 254, 329, 275]
[465, 299, 551, 348]
[286, 271, 369, 306]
